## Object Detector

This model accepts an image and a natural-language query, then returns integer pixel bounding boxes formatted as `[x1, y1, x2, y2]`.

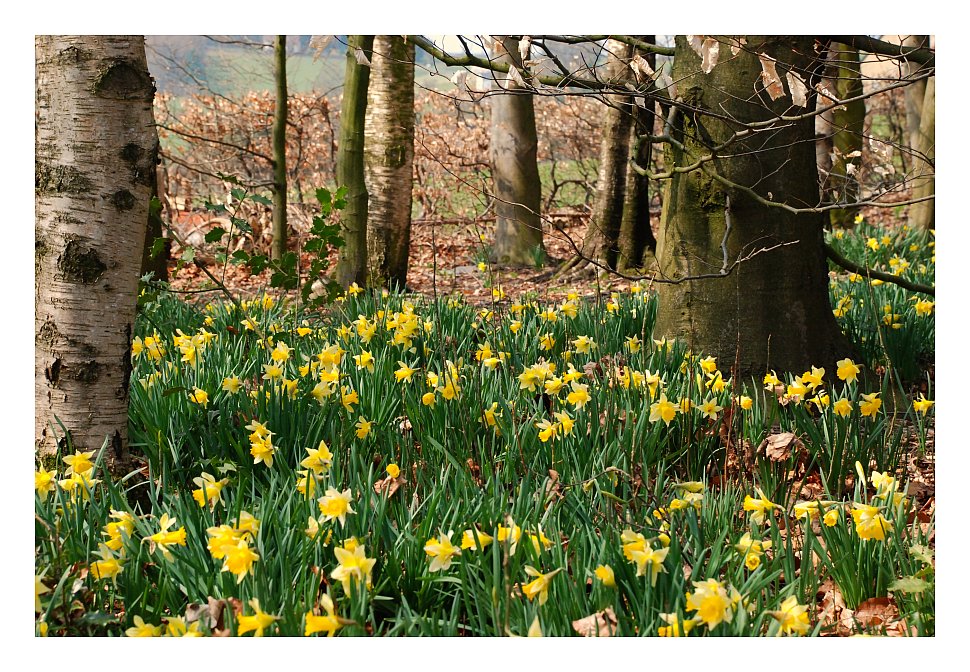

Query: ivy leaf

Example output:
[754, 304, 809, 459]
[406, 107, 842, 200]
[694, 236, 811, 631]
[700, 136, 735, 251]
[250, 194, 273, 206]
[231, 250, 250, 264]
[230, 188, 247, 203]
[230, 217, 252, 235]
[205, 227, 227, 243]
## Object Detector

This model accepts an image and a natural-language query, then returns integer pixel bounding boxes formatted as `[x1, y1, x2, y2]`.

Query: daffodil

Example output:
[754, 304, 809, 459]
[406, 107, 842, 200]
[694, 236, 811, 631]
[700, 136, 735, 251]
[658, 612, 696, 637]
[305, 593, 345, 637]
[237, 598, 278, 637]
[697, 398, 723, 420]
[860, 392, 882, 418]
[301, 441, 333, 475]
[222, 375, 243, 394]
[424, 531, 461, 572]
[685, 578, 738, 630]
[354, 417, 373, 439]
[851, 503, 892, 541]
[590, 565, 615, 588]
[164, 617, 202, 637]
[649, 393, 677, 425]
[836, 358, 861, 383]
[125, 615, 162, 637]
[834, 397, 853, 417]
[192, 472, 229, 509]
[630, 544, 669, 585]
[566, 382, 592, 408]
[35, 574, 50, 613]
[318, 488, 355, 526]
[743, 488, 779, 525]
[89, 544, 124, 584]
[913, 394, 934, 415]
[770, 596, 810, 636]
[146, 513, 187, 561]
[461, 527, 494, 551]
[221, 538, 259, 583]
[63, 449, 96, 477]
[521, 566, 562, 606]
[35, 465, 56, 497]
[331, 543, 376, 594]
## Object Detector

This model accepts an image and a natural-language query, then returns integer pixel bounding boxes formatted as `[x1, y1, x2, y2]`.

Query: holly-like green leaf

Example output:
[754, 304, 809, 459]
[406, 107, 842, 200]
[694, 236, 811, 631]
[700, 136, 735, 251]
[205, 227, 227, 243]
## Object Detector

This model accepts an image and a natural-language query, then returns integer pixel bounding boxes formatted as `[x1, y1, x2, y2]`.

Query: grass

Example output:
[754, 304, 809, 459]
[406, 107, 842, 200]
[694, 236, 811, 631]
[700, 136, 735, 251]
[34, 219, 935, 637]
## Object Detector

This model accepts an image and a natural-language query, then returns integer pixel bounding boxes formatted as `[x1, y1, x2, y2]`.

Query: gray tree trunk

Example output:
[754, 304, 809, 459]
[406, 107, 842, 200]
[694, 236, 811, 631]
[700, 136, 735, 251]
[583, 39, 634, 270]
[903, 35, 930, 150]
[909, 75, 934, 230]
[335, 35, 373, 287]
[654, 36, 852, 379]
[271, 35, 288, 261]
[827, 43, 865, 228]
[36, 36, 157, 473]
[365, 35, 415, 289]
[618, 37, 658, 272]
[489, 36, 544, 266]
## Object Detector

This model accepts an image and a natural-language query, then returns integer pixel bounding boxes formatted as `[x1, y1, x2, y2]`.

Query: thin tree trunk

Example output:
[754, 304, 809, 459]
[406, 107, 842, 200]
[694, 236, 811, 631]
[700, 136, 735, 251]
[909, 75, 934, 230]
[618, 37, 657, 273]
[335, 35, 373, 287]
[827, 43, 865, 228]
[365, 36, 415, 289]
[271, 35, 288, 261]
[36, 36, 156, 473]
[583, 39, 634, 271]
[903, 35, 930, 150]
[655, 36, 852, 379]
[489, 36, 544, 266]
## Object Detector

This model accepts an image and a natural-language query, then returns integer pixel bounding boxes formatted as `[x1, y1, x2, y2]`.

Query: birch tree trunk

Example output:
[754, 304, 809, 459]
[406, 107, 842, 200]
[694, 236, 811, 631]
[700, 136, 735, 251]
[335, 35, 373, 287]
[36, 35, 157, 473]
[365, 35, 415, 289]
[489, 36, 544, 266]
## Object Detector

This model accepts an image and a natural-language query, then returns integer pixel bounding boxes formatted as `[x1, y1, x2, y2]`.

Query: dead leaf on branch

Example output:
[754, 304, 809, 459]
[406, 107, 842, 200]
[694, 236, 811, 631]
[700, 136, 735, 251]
[687, 35, 719, 74]
[758, 54, 786, 101]
[572, 607, 618, 637]
[786, 71, 808, 107]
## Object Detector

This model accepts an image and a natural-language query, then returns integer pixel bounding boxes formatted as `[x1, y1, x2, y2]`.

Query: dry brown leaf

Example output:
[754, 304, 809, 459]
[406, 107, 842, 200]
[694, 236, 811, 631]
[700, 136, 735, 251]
[629, 54, 656, 83]
[786, 71, 808, 107]
[185, 596, 235, 630]
[853, 596, 898, 630]
[572, 607, 618, 637]
[758, 54, 786, 101]
[374, 475, 406, 498]
[760, 432, 804, 462]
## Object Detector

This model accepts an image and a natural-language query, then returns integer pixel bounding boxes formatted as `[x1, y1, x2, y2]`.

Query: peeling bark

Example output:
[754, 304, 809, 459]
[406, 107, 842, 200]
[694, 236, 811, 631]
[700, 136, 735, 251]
[35, 36, 156, 473]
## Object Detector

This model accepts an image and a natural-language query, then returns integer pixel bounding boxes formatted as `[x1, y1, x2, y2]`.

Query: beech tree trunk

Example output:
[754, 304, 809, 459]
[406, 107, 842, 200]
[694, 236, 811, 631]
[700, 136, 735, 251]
[365, 35, 415, 289]
[489, 36, 544, 266]
[826, 43, 865, 228]
[909, 75, 934, 230]
[271, 35, 288, 261]
[618, 38, 658, 272]
[903, 35, 930, 151]
[335, 35, 373, 287]
[35, 36, 157, 472]
[583, 39, 634, 270]
[654, 36, 852, 379]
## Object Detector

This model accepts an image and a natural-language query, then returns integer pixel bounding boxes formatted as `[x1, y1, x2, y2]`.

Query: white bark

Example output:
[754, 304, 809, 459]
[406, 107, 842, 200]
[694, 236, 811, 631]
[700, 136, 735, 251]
[35, 36, 156, 471]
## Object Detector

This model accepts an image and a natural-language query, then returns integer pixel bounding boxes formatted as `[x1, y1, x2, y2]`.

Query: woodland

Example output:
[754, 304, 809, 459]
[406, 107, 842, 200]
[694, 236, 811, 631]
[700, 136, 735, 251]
[34, 34, 936, 639]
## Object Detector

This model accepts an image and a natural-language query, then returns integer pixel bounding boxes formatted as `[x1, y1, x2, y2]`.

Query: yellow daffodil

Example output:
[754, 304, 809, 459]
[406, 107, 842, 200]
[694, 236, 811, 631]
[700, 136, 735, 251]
[521, 566, 562, 605]
[424, 531, 461, 572]
[318, 487, 355, 526]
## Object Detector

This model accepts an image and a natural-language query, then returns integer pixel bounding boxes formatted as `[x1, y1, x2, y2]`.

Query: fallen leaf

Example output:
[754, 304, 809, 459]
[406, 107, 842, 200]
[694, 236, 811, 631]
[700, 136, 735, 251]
[374, 475, 406, 498]
[572, 607, 618, 637]
[760, 432, 803, 462]
[853, 596, 898, 630]
[758, 54, 786, 101]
